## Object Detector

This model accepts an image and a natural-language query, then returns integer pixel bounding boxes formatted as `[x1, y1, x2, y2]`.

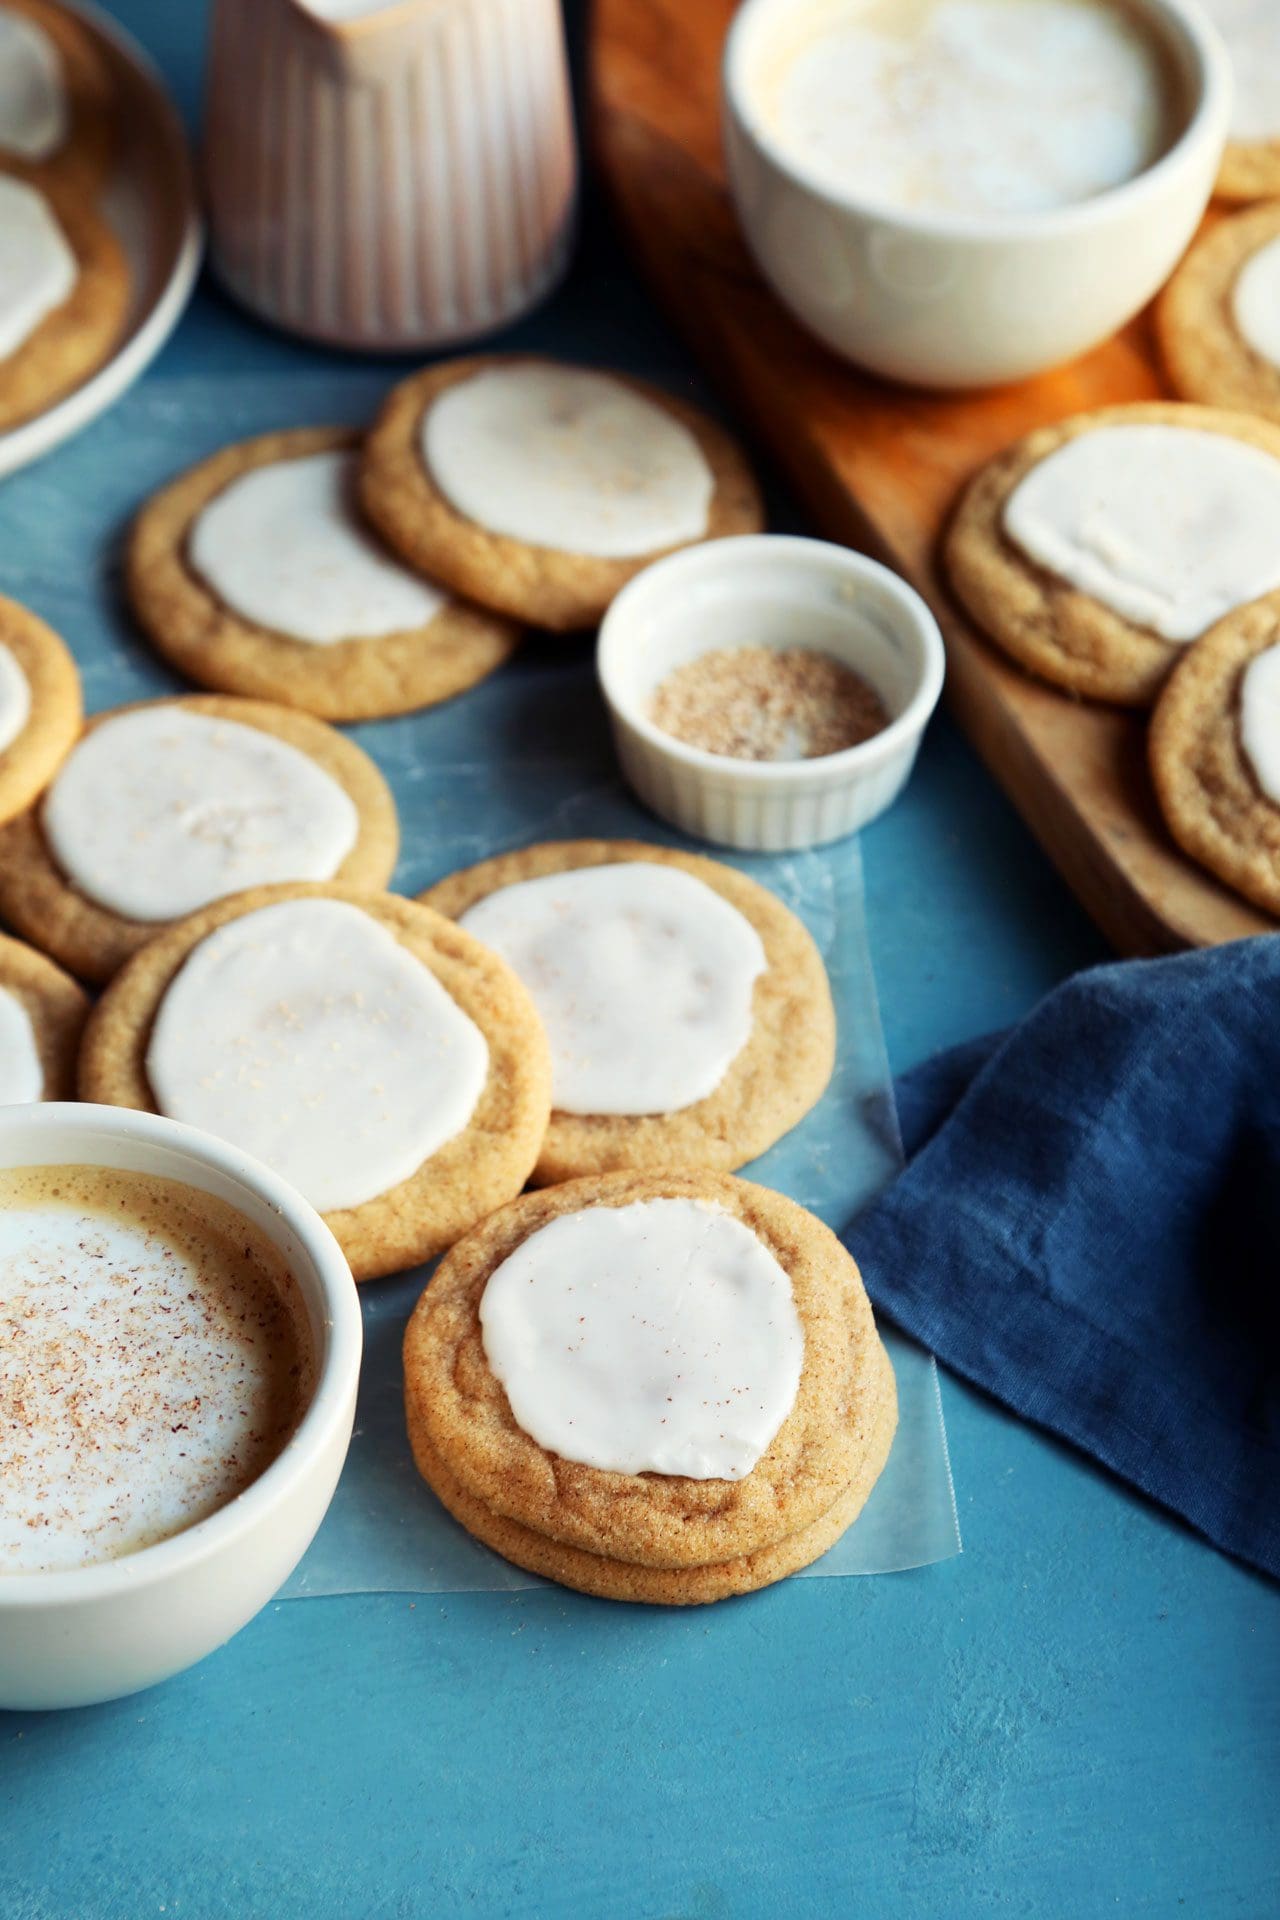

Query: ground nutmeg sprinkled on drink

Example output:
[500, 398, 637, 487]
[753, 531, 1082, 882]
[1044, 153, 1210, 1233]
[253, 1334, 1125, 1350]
[650, 646, 889, 762]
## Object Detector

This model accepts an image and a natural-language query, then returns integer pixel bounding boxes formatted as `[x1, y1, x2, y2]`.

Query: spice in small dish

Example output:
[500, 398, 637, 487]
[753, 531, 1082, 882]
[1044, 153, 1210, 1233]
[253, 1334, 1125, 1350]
[650, 645, 889, 762]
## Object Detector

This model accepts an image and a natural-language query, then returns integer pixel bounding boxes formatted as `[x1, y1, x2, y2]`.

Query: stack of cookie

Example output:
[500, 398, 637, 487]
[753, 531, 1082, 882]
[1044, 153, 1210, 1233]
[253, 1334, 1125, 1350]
[0, 0, 130, 430]
[404, 1171, 897, 1605]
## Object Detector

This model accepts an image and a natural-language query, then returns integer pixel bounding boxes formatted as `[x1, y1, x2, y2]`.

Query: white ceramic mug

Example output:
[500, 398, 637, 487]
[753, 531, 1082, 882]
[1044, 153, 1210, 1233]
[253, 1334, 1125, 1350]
[0, 1104, 362, 1711]
[722, 0, 1233, 389]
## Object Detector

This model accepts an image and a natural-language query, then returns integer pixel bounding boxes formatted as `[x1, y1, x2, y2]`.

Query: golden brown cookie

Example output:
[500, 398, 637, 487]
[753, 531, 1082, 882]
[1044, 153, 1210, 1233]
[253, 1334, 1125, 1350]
[410, 1344, 898, 1605]
[420, 838, 836, 1183]
[0, 928, 88, 1098]
[126, 427, 521, 723]
[0, 594, 81, 825]
[0, 182, 128, 430]
[403, 1171, 898, 1599]
[0, 0, 118, 197]
[1217, 142, 1280, 208]
[359, 355, 765, 632]
[78, 883, 554, 1282]
[945, 401, 1280, 707]
[0, 693, 399, 983]
[1149, 589, 1280, 916]
[1158, 202, 1280, 419]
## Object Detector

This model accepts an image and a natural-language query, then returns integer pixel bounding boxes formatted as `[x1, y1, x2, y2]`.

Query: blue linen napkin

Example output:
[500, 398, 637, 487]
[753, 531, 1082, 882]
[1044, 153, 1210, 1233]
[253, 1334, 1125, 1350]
[849, 937, 1280, 1582]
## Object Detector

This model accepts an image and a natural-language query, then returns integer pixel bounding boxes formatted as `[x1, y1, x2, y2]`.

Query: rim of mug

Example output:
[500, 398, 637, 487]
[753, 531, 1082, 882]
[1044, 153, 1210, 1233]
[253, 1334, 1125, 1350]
[0, 1103, 362, 1611]
[723, 0, 1233, 245]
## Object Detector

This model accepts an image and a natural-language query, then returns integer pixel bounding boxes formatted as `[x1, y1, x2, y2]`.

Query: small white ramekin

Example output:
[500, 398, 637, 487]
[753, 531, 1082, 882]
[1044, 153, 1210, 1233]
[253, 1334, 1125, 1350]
[597, 535, 945, 852]
[0, 1103, 361, 1711]
[723, 0, 1232, 388]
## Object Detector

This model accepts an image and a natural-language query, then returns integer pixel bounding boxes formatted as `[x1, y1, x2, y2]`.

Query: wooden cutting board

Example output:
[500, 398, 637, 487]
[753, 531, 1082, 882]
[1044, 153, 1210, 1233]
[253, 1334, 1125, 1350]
[588, 0, 1273, 955]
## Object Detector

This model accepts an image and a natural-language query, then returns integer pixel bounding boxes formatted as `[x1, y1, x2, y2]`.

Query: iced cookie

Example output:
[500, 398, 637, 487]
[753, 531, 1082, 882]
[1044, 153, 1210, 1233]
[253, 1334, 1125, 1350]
[0, 693, 398, 982]
[359, 356, 765, 632]
[0, 593, 80, 825]
[1200, 1, 1280, 203]
[1149, 589, 1280, 917]
[403, 1171, 898, 1602]
[1158, 203, 1280, 422]
[127, 427, 520, 723]
[946, 402, 1280, 706]
[79, 884, 554, 1281]
[420, 839, 835, 1183]
[0, 0, 117, 196]
[0, 929, 87, 1100]
[0, 174, 128, 430]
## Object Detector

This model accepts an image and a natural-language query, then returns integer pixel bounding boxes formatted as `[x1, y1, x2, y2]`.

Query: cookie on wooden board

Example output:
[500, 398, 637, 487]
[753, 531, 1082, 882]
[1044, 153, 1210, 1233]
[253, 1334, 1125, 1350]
[1150, 590, 1280, 918]
[946, 402, 1280, 706]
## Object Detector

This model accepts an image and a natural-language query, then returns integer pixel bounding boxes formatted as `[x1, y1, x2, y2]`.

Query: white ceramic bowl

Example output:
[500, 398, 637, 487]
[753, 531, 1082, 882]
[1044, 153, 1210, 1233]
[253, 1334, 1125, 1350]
[722, 0, 1232, 388]
[597, 534, 945, 851]
[0, 1104, 361, 1711]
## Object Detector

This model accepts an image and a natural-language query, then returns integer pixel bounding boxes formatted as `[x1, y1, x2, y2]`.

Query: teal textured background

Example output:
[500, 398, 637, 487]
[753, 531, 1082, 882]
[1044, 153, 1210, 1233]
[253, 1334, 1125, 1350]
[2, 5, 1278, 1915]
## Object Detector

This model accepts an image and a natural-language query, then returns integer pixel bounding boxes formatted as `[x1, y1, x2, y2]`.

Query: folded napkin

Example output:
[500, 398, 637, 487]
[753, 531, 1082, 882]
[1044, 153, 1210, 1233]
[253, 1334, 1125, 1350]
[849, 937, 1280, 1583]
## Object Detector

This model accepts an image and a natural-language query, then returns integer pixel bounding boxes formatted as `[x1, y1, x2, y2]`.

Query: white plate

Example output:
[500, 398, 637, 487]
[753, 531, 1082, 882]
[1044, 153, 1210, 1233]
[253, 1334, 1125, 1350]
[0, 0, 202, 481]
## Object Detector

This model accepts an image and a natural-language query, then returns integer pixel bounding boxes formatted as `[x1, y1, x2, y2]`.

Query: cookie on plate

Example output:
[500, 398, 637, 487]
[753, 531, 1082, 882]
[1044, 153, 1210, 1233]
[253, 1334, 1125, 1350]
[0, 693, 398, 982]
[0, 0, 117, 196]
[78, 884, 554, 1281]
[1158, 202, 1280, 422]
[0, 593, 81, 825]
[0, 175, 128, 430]
[127, 427, 520, 723]
[946, 401, 1280, 706]
[404, 1170, 898, 1603]
[0, 929, 88, 1101]
[359, 355, 764, 632]
[1150, 588, 1280, 917]
[420, 838, 835, 1184]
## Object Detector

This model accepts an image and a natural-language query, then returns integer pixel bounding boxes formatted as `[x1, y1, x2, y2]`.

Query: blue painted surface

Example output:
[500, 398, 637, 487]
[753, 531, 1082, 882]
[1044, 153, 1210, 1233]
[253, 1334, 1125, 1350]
[2, 7, 1278, 1915]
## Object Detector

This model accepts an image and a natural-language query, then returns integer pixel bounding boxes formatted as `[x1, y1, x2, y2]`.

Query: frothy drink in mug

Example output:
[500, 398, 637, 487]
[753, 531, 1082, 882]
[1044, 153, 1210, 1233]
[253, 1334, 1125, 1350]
[754, 0, 1185, 219]
[0, 1164, 315, 1575]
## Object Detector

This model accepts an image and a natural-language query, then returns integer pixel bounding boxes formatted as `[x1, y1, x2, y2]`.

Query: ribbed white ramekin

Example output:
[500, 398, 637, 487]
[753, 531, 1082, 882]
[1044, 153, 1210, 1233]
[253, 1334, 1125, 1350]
[597, 536, 945, 853]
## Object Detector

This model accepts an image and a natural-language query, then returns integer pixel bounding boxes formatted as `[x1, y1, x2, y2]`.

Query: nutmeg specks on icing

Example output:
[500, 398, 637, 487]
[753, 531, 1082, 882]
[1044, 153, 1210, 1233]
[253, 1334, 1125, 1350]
[479, 1197, 805, 1480]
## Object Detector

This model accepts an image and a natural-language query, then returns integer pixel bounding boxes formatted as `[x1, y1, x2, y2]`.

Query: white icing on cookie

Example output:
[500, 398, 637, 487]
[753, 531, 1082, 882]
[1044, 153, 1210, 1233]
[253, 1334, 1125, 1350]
[422, 365, 715, 559]
[1003, 425, 1280, 642]
[0, 986, 42, 1102]
[0, 640, 31, 754]
[0, 176, 76, 361]
[42, 707, 359, 922]
[764, 0, 1171, 220]
[480, 1197, 804, 1479]
[0, 10, 68, 162]
[1232, 234, 1280, 371]
[189, 450, 449, 645]
[1238, 639, 1280, 803]
[147, 898, 490, 1213]
[1200, 0, 1280, 142]
[458, 862, 766, 1116]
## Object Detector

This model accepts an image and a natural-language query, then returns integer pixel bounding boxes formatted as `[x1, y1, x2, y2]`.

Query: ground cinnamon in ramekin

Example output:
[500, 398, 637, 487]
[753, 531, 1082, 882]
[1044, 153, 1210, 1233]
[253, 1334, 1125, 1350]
[650, 646, 888, 761]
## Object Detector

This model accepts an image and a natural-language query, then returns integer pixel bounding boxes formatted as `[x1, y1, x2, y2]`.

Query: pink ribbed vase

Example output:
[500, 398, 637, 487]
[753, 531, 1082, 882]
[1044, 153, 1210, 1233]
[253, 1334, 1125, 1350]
[203, 0, 578, 350]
